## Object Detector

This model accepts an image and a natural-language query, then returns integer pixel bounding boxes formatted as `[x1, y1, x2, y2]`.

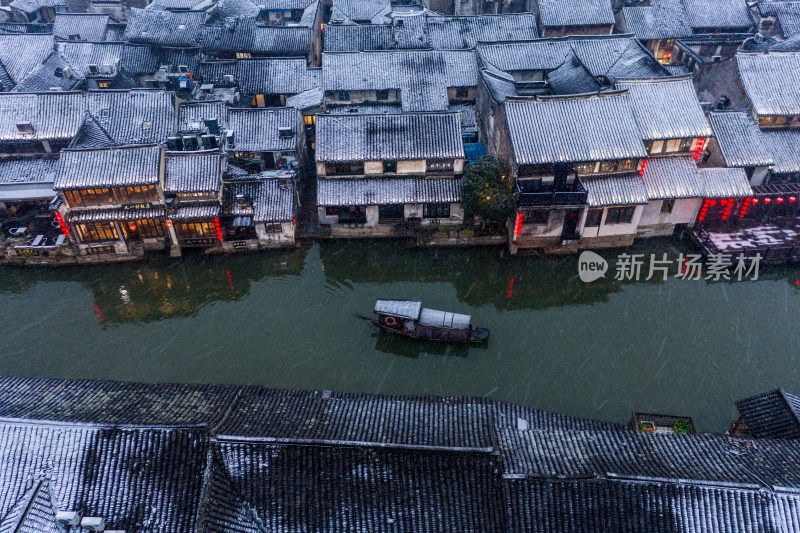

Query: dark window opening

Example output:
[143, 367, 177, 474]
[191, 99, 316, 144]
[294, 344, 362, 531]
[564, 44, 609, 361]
[584, 208, 602, 227]
[325, 162, 364, 175]
[379, 204, 404, 221]
[524, 210, 549, 225]
[605, 206, 636, 225]
[661, 198, 675, 214]
[383, 160, 397, 173]
[376, 89, 389, 100]
[455, 86, 469, 98]
[423, 203, 450, 219]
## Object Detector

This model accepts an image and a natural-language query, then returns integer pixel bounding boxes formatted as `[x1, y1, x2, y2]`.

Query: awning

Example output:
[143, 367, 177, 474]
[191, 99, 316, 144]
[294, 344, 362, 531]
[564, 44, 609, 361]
[464, 142, 486, 163]
[641, 156, 703, 200]
[584, 174, 649, 207]
[317, 177, 462, 207]
[69, 206, 166, 223]
[0, 188, 56, 201]
[697, 168, 753, 199]
[228, 215, 254, 228]
[373, 300, 422, 320]
[419, 308, 471, 329]
[171, 203, 221, 220]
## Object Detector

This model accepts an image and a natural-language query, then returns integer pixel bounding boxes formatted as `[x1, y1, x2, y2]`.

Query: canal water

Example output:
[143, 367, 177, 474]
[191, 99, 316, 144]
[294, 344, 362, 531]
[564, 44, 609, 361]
[1, 238, 798, 432]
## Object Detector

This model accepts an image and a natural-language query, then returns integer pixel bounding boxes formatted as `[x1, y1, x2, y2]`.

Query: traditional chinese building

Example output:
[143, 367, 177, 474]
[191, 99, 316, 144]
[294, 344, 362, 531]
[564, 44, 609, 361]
[2, 376, 800, 532]
[315, 112, 466, 238]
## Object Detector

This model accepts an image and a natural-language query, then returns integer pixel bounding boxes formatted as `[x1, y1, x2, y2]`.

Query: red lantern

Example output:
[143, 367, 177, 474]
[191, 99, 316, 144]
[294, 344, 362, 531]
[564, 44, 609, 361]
[514, 212, 524, 237]
[54, 212, 69, 237]
[638, 159, 648, 176]
[693, 137, 706, 161]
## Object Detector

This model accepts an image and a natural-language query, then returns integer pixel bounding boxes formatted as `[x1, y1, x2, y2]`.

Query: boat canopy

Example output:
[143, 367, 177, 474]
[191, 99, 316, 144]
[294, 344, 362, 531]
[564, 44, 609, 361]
[419, 308, 471, 330]
[374, 299, 422, 320]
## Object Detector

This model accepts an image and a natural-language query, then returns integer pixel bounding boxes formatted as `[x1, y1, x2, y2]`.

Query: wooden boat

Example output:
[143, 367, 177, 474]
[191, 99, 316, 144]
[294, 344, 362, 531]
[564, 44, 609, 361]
[370, 299, 490, 344]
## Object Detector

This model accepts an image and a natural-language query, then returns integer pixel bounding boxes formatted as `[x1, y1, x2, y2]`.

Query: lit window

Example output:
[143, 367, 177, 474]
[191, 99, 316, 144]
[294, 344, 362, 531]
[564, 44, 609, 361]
[97, 81, 110, 88]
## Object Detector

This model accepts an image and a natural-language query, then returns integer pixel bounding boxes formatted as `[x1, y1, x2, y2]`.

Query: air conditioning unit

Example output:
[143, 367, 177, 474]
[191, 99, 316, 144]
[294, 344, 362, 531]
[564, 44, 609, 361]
[235, 194, 252, 208]
[87, 64, 100, 75]
[225, 130, 235, 148]
[178, 64, 189, 73]
[81, 517, 106, 532]
[55, 511, 82, 527]
[62, 66, 74, 79]
[100, 63, 113, 75]
[49, 86, 64, 91]
[711, 55, 722, 63]
[223, 74, 235, 84]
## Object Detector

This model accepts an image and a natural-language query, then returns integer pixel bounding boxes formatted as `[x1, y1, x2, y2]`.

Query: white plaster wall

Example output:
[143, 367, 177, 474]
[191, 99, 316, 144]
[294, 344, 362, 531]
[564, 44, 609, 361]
[639, 198, 702, 227]
[596, 205, 644, 236]
[366, 205, 379, 227]
[454, 159, 465, 174]
[364, 161, 383, 175]
[397, 160, 426, 174]
[256, 221, 295, 244]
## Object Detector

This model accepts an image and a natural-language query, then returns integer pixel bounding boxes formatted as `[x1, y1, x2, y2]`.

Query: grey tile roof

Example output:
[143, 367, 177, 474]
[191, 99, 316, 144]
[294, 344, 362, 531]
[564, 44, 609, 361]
[211, 0, 260, 19]
[165, 151, 222, 193]
[708, 111, 774, 168]
[0, 422, 208, 533]
[317, 176, 462, 206]
[759, 1, 800, 37]
[681, 0, 754, 30]
[0, 156, 58, 185]
[52, 13, 110, 41]
[196, 58, 320, 95]
[70, 114, 118, 149]
[621, 0, 693, 40]
[545, 52, 601, 95]
[0, 34, 55, 88]
[124, 8, 206, 47]
[120, 44, 162, 76]
[737, 52, 800, 116]
[178, 100, 229, 131]
[504, 94, 647, 165]
[762, 128, 800, 173]
[324, 13, 540, 52]
[222, 176, 294, 221]
[697, 167, 753, 198]
[285, 86, 324, 110]
[615, 77, 713, 141]
[12, 52, 84, 93]
[202, 441, 504, 533]
[504, 477, 799, 533]
[172, 202, 221, 219]
[5, 376, 800, 533]
[200, 19, 311, 55]
[54, 145, 161, 190]
[8, 0, 65, 14]
[162, 47, 201, 74]
[86, 90, 176, 145]
[641, 156, 703, 200]
[323, 50, 477, 112]
[736, 388, 800, 439]
[477, 35, 670, 82]
[537, 0, 614, 28]
[0, 92, 86, 142]
[479, 63, 520, 104]
[59, 42, 126, 78]
[315, 112, 465, 162]
[227, 107, 297, 152]
[584, 173, 648, 207]
[69, 204, 167, 222]
[330, 0, 390, 23]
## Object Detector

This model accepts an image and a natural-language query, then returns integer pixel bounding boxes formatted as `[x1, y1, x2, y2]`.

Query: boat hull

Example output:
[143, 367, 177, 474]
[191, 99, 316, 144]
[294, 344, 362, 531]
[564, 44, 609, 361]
[372, 322, 490, 344]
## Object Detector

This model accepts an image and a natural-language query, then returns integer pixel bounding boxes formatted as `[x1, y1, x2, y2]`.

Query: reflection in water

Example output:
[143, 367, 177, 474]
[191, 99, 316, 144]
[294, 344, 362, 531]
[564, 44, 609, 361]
[1, 238, 799, 432]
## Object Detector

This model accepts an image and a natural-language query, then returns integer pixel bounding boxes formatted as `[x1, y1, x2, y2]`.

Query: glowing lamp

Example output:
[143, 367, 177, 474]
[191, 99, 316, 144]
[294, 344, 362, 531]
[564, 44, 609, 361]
[752, 199, 759, 204]
[764, 198, 772, 203]
[129, 224, 137, 231]
[777, 197, 784, 203]
[791, 197, 797, 202]
[166, 220, 173, 227]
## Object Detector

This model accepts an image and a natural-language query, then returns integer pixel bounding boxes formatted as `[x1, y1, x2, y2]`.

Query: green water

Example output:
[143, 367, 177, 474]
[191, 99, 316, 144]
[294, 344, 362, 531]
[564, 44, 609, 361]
[1, 238, 798, 432]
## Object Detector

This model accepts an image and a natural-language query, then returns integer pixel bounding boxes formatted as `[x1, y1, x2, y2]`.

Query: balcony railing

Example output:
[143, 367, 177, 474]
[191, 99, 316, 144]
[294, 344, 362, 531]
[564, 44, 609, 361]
[516, 178, 588, 207]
